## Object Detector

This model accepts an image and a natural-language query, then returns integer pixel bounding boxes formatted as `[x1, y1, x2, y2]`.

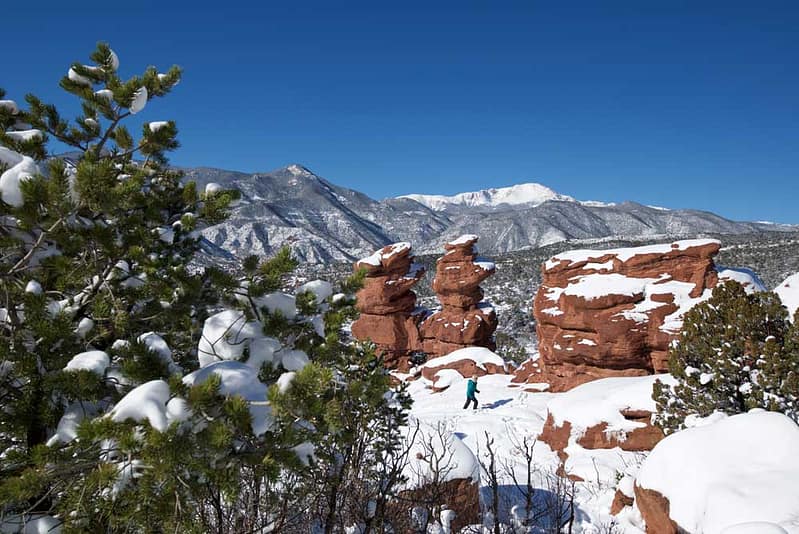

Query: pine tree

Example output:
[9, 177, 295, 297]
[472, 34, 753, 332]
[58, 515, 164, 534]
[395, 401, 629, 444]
[0, 43, 235, 526]
[653, 280, 799, 434]
[1, 44, 411, 532]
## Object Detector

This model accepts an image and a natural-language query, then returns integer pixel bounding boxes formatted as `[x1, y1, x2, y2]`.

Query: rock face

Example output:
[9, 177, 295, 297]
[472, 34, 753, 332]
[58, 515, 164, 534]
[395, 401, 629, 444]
[351, 242, 425, 370]
[536, 375, 671, 479]
[521, 239, 722, 391]
[540, 411, 665, 464]
[420, 235, 499, 357]
[633, 485, 678, 534]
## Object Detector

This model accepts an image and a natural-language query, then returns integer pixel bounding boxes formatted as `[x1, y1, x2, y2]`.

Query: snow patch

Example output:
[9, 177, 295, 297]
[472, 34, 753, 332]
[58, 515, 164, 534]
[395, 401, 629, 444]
[775, 273, 799, 322]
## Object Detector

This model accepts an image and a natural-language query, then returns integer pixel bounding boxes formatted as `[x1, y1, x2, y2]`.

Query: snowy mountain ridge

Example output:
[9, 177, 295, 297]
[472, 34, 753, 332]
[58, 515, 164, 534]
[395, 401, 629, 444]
[398, 182, 575, 211]
[181, 163, 797, 263]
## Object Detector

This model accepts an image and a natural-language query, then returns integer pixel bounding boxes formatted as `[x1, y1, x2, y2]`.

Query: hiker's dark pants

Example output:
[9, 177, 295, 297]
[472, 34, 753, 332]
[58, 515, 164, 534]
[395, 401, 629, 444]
[463, 396, 478, 410]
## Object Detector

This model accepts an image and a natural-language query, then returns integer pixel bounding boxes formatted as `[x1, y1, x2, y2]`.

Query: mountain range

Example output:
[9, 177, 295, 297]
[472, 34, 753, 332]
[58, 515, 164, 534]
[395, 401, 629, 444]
[181, 163, 795, 263]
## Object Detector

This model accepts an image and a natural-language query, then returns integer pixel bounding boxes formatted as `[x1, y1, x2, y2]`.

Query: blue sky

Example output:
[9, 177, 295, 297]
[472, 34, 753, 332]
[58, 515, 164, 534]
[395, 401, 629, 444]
[4, 1, 798, 223]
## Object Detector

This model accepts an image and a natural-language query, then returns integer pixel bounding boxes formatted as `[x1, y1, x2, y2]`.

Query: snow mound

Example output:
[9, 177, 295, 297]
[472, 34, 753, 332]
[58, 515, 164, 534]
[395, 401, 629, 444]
[636, 411, 799, 534]
[721, 523, 789, 534]
[422, 347, 506, 372]
[562, 273, 658, 301]
[405, 421, 480, 485]
[547, 374, 674, 434]
[137, 332, 179, 372]
[775, 273, 799, 322]
[254, 291, 297, 319]
[183, 361, 272, 435]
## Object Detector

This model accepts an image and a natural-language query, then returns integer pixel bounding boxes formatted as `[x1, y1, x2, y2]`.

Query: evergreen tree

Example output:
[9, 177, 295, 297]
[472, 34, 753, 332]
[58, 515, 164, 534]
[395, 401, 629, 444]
[653, 280, 799, 434]
[1, 44, 411, 533]
[0, 43, 235, 526]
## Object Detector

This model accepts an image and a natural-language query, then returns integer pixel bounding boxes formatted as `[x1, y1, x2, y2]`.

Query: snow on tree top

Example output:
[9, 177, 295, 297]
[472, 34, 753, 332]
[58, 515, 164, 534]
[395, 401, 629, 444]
[65, 350, 110, 375]
[0, 100, 19, 113]
[129, 86, 148, 114]
[775, 272, 799, 322]
[5, 130, 43, 142]
[716, 266, 766, 294]
[636, 410, 799, 533]
[546, 238, 722, 271]
[146, 121, 170, 132]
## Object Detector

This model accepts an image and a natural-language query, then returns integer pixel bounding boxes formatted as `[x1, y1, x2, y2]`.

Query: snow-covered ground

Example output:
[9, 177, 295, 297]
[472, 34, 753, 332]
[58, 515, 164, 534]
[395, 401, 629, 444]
[406, 371, 650, 533]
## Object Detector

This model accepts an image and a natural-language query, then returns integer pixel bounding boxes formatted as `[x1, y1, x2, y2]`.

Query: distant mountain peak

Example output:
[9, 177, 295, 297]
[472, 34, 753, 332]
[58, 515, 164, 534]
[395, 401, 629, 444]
[398, 182, 575, 211]
[285, 164, 316, 178]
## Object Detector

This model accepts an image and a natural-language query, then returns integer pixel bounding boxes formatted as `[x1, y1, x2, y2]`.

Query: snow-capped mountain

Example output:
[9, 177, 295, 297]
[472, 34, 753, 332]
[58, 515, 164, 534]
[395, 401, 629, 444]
[185, 164, 796, 263]
[399, 183, 574, 211]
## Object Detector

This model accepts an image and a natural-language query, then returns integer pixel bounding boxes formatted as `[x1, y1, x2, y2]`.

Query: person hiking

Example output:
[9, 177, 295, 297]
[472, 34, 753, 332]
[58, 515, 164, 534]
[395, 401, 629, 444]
[463, 374, 479, 410]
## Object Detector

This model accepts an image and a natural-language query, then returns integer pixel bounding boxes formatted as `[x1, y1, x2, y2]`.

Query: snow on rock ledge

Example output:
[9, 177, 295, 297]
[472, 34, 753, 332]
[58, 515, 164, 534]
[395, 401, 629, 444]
[420, 346, 507, 388]
[538, 375, 674, 479]
[634, 411, 799, 534]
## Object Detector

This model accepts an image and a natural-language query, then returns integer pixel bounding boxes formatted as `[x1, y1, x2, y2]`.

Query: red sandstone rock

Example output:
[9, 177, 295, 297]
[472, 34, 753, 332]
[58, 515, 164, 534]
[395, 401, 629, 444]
[610, 489, 634, 515]
[633, 484, 678, 534]
[518, 239, 722, 391]
[420, 236, 499, 358]
[538, 402, 664, 481]
[351, 243, 425, 370]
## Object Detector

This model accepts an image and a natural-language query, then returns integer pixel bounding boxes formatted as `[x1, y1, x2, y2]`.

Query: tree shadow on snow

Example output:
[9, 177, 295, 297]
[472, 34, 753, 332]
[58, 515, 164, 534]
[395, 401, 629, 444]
[481, 398, 513, 409]
[476, 484, 588, 532]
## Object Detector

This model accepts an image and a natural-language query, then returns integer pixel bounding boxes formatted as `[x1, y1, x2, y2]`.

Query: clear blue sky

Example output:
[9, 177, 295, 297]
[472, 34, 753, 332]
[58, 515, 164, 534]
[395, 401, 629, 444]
[5, 0, 798, 223]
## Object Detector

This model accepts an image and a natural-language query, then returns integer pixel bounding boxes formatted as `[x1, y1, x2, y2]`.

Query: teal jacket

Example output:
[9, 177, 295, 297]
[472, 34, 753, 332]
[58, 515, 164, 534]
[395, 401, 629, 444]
[466, 379, 479, 397]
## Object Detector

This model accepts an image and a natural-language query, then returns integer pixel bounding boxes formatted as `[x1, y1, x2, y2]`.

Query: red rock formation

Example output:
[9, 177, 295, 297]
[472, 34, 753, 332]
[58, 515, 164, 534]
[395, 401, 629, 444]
[420, 235, 498, 357]
[517, 239, 721, 391]
[539, 410, 665, 466]
[351, 242, 425, 370]
[610, 489, 634, 516]
[633, 485, 678, 534]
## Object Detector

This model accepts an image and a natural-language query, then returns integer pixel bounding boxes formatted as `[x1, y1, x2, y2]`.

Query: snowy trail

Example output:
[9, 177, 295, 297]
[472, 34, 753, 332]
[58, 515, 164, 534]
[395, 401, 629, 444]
[406, 374, 647, 533]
